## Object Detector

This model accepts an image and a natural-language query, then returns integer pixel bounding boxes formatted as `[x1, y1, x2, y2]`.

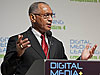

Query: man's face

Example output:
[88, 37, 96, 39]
[33, 3, 53, 34]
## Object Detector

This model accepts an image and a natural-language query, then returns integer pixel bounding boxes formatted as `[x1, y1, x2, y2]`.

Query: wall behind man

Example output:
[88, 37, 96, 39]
[0, 0, 100, 74]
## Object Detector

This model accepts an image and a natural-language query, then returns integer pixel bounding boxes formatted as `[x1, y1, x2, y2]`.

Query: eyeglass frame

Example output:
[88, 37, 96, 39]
[32, 13, 54, 19]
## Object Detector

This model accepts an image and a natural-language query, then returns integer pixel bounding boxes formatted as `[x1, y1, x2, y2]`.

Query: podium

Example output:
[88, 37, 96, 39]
[25, 59, 100, 75]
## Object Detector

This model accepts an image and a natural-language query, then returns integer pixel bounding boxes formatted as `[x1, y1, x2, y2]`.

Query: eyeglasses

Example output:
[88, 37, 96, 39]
[34, 13, 54, 19]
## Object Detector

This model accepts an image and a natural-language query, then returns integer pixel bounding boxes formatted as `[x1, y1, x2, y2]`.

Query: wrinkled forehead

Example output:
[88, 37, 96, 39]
[38, 3, 52, 14]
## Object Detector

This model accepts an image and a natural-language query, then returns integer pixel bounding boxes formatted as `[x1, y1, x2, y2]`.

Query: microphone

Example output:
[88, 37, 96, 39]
[46, 30, 52, 37]
[46, 31, 52, 59]
[46, 30, 52, 45]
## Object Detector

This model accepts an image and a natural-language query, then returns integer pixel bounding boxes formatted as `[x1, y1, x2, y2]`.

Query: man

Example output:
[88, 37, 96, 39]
[1, 2, 97, 75]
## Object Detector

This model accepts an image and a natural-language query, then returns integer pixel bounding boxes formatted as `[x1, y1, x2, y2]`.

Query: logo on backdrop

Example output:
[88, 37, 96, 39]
[51, 10, 67, 30]
[70, 0, 100, 3]
[69, 39, 100, 60]
[0, 37, 9, 58]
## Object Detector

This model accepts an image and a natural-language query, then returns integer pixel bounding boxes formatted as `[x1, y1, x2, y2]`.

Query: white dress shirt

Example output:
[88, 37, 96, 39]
[31, 27, 49, 46]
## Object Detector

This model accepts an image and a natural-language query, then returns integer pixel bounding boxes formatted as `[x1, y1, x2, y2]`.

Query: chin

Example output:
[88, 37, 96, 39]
[47, 28, 51, 31]
[45, 27, 51, 30]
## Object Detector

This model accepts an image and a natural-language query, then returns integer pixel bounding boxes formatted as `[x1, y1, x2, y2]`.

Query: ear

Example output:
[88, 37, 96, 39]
[29, 14, 36, 22]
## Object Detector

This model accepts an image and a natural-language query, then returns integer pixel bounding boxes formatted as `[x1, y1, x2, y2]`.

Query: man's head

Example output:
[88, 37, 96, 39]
[29, 2, 53, 34]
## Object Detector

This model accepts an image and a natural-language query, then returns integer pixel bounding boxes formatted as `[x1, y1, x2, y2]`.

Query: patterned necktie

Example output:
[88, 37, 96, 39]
[41, 34, 49, 59]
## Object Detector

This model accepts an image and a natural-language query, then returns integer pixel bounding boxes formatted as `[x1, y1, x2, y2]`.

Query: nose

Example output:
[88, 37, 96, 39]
[48, 15, 53, 23]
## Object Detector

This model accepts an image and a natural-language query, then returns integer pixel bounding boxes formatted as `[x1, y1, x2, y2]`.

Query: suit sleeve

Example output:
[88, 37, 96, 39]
[1, 36, 22, 75]
[60, 42, 80, 60]
[60, 42, 68, 59]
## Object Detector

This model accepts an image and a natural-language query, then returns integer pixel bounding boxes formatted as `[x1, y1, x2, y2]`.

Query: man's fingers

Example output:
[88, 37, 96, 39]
[85, 44, 90, 49]
[19, 38, 29, 46]
[90, 44, 97, 54]
[88, 44, 97, 59]
[22, 38, 29, 44]
[21, 41, 30, 48]
[23, 45, 31, 50]
[17, 35, 23, 44]
[18, 35, 23, 41]
[89, 50, 93, 58]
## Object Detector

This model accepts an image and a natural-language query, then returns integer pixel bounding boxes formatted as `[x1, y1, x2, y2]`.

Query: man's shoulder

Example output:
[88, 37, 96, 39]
[52, 36, 62, 44]
[9, 27, 31, 40]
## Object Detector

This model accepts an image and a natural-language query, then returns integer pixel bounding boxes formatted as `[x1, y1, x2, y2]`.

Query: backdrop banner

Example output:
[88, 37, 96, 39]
[0, 0, 100, 74]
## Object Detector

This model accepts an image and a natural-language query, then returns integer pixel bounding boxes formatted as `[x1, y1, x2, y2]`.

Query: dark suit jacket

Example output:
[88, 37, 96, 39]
[1, 27, 67, 75]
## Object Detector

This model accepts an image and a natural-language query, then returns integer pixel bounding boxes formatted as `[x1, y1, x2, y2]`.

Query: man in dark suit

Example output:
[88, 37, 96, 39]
[1, 2, 97, 75]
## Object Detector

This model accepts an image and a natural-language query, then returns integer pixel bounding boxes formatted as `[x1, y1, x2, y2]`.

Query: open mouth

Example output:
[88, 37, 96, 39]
[47, 24, 51, 28]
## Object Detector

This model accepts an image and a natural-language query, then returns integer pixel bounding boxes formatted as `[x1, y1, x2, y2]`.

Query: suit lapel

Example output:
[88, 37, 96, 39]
[26, 28, 46, 59]
[48, 36, 56, 59]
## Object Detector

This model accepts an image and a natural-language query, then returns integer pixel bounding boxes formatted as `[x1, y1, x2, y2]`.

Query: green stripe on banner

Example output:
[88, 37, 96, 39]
[0, 54, 4, 58]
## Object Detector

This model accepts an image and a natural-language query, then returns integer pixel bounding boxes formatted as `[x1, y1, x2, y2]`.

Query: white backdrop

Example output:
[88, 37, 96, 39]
[0, 0, 100, 74]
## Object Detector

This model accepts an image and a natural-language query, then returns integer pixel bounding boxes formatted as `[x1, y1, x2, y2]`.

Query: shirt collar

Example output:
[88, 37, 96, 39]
[31, 27, 41, 38]
[31, 27, 48, 45]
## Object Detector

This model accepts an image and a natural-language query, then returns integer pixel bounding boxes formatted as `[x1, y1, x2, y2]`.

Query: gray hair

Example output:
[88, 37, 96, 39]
[28, 2, 49, 15]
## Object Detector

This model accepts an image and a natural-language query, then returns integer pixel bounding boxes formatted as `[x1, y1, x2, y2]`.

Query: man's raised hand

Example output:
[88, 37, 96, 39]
[16, 35, 31, 56]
